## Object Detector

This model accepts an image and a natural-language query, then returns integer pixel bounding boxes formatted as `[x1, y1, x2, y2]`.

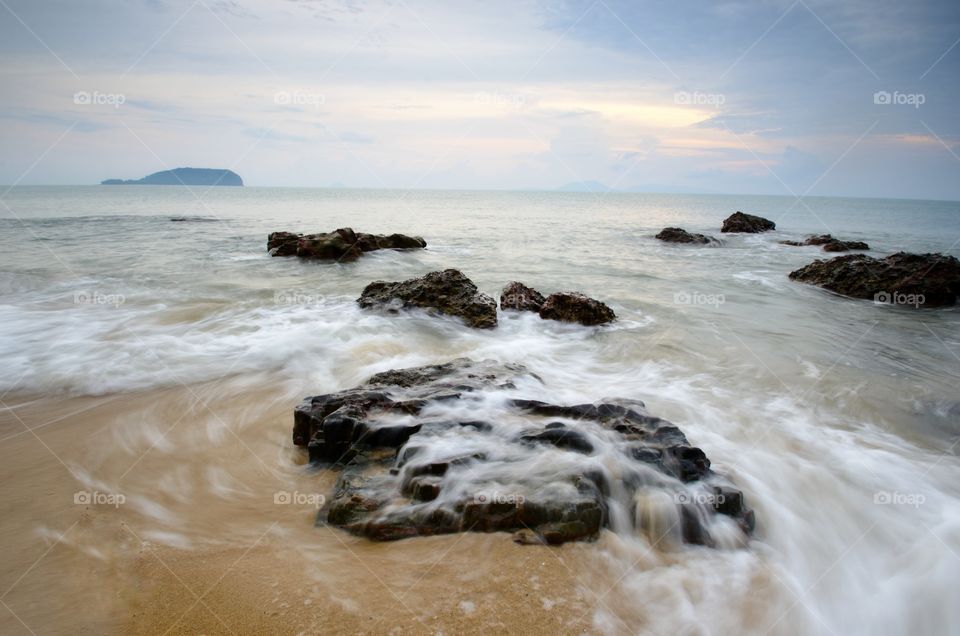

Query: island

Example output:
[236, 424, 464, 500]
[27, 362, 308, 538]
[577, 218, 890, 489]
[101, 167, 243, 186]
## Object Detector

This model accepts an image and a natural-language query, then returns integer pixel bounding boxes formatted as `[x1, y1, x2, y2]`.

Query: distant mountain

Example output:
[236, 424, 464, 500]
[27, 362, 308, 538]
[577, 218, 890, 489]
[555, 180, 618, 193]
[101, 167, 243, 186]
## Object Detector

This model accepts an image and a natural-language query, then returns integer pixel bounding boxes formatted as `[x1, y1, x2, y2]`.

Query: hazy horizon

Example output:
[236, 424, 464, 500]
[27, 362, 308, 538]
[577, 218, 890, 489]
[5, 182, 960, 205]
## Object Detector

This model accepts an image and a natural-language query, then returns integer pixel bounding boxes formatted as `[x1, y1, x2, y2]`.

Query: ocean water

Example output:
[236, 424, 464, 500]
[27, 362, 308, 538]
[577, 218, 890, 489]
[1, 185, 959, 634]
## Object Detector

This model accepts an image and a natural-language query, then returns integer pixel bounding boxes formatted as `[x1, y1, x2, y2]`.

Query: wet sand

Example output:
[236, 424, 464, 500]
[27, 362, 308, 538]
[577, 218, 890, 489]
[0, 386, 614, 635]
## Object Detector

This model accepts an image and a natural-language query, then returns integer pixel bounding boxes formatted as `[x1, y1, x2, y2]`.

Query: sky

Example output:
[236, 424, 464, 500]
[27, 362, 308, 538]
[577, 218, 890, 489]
[0, 0, 959, 199]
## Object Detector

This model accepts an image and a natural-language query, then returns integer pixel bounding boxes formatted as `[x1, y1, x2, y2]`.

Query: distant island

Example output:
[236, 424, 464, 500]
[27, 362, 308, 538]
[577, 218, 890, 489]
[101, 167, 243, 186]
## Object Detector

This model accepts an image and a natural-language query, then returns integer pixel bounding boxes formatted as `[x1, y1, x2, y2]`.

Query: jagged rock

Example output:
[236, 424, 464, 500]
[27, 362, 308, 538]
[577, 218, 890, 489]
[655, 227, 716, 244]
[789, 252, 960, 307]
[268, 227, 425, 260]
[500, 282, 546, 312]
[780, 234, 869, 252]
[292, 359, 754, 547]
[538, 292, 616, 326]
[721, 211, 776, 233]
[357, 269, 498, 329]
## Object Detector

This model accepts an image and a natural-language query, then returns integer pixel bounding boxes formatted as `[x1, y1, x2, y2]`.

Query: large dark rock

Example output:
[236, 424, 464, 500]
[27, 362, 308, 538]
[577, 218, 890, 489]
[780, 234, 869, 252]
[789, 252, 960, 307]
[539, 292, 616, 326]
[293, 359, 755, 547]
[721, 211, 776, 233]
[357, 269, 498, 329]
[655, 227, 716, 245]
[500, 282, 546, 312]
[268, 227, 426, 260]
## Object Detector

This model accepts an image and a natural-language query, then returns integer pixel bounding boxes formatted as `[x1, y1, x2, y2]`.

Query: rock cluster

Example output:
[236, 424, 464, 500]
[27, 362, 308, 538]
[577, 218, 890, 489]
[789, 252, 960, 307]
[500, 282, 616, 326]
[268, 228, 426, 260]
[294, 359, 755, 546]
[355, 272, 616, 329]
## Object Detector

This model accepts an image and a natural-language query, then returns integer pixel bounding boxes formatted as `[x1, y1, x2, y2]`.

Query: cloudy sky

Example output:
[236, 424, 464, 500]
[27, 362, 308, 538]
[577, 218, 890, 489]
[1, 0, 959, 198]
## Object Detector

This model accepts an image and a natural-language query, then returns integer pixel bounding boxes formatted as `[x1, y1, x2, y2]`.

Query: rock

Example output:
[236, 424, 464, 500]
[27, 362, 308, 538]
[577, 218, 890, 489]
[501, 283, 616, 327]
[520, 425, 595, 454]
[789, 252, 960, 307]
[500, 282, 546, 312]
[295, 359, 754, 547]
[297, 228, 363, 260]
[357, 269, 498, 329]
[268, 227, 426, 259]
[268, 231, 303, 256]
[721, 211, 776, 233]
[655, 227, 716, 244]
[803, 234, 834, 246]
[823, 240, 869, 252]
[779, 234, 869, 252]
[538, 292, 616, 326]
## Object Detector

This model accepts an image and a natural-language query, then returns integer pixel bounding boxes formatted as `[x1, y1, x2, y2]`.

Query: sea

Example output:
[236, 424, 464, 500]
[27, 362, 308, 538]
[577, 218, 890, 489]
[0, 185, 958, 635]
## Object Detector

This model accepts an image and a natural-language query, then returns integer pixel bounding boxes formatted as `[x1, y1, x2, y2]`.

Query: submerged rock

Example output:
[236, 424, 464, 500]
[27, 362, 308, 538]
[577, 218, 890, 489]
[789, 252, 960, 307]
[539, 292, 616, 326]
[780, 234, 869, 252]
[268, 227, 426, 260]
[292, 359, 755, 547]
[500, 281, 546, 313]
[721, 211, 776, 233]
[357, 269, 498, 329]
[655, 227, 716, 245]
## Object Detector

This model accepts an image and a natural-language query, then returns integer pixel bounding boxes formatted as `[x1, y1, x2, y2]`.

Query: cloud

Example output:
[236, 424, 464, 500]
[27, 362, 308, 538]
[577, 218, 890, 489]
[0, 0, 957, 197]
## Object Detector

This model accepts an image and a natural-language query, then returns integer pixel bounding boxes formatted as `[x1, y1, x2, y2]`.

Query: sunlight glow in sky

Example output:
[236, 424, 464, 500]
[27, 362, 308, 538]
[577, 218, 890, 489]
[1, 0, 958, 198]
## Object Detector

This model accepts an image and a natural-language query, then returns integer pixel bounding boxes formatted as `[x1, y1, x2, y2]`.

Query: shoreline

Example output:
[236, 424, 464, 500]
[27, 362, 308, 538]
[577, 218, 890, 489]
[0, 387, 611, 635]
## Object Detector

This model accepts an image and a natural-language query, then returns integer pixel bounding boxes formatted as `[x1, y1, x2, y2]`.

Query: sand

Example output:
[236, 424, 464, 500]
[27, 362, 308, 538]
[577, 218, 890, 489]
[0, 385, 613, 635]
